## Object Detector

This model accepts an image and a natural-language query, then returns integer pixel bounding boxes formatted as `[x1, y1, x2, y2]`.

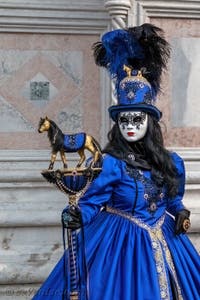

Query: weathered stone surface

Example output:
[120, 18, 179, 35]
[0, 150, 72, 290]
[0, 284, 40, 300]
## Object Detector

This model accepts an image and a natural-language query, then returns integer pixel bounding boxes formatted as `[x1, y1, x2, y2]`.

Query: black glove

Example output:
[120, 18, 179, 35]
[175, 209, 191, 235]
[62, 205, 82, 230]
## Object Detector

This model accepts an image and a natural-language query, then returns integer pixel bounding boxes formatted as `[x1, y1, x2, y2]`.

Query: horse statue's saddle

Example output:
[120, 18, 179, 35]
[63, 133, 86, 152]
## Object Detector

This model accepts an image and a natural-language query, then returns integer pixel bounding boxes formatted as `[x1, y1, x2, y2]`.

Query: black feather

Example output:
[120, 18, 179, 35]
[92, 23, 170, 97]
[92, 41, 107, 67]
[127, 24, 170, 93]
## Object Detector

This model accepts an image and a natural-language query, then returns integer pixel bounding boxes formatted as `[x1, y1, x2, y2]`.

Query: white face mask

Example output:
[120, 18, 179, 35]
[118, 111, 148, 142]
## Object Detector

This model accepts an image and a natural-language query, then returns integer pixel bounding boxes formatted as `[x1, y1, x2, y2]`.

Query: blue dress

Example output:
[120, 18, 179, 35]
[32, 153, 199, 300]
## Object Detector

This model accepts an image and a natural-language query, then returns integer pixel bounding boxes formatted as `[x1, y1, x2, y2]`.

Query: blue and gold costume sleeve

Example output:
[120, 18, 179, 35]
[167, 152, 186, 216]
[78, 155, 122, 225]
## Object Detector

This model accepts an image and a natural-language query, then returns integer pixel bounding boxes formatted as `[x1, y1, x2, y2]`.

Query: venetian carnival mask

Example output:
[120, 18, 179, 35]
[118, 111, 148, 142]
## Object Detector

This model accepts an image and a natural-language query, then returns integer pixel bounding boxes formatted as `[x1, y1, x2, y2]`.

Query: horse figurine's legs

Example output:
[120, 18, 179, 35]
[60, 150, 68, 169]
[84, 136, 102, 167]
[92, 151, 101, 166]
[49, 152, 57, 170]
[77, 149, 86, 168]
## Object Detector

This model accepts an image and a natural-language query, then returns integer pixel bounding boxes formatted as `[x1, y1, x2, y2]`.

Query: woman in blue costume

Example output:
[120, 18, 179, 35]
[33, 24, 199, 300]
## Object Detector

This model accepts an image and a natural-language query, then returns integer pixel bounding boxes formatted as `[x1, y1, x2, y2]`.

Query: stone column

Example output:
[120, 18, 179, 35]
[105, 0, 132, 29]
[104, 0, 132, 105]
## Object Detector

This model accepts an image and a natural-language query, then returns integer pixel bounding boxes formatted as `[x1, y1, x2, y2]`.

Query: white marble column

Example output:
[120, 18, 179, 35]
[104, 0, 132, 106]
[105, 0, 132, 29]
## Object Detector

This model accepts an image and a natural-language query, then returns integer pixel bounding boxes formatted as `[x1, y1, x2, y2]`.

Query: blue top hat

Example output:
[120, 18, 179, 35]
[93, 24, 170, 122]
[108, 66, 162, 122]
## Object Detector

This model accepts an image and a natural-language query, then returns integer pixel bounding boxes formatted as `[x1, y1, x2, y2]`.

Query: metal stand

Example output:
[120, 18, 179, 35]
[67, 228, 79, 300]
[68, 195, 79, 300]
[41, 166, 102, 300]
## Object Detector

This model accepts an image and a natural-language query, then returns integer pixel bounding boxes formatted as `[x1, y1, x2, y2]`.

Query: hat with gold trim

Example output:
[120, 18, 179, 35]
[93, 24, 170, 121]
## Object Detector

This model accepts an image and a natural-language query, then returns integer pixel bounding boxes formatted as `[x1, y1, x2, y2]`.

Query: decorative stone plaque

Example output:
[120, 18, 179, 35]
[30, 81, 49, 101]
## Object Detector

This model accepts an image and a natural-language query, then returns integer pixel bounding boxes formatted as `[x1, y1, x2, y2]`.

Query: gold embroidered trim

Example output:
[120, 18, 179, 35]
[105, 206, 183, 300]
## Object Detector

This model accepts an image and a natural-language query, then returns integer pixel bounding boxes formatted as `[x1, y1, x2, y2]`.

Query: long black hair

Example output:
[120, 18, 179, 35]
[103, 115, 179, 198]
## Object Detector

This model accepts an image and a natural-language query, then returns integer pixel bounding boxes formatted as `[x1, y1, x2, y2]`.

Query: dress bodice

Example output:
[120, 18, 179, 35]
[108, 162, 167, 225]
[78, 153, 185, 226]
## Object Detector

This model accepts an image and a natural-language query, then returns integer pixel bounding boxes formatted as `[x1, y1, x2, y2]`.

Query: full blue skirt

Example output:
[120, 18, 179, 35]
[32, 213, 200, 300]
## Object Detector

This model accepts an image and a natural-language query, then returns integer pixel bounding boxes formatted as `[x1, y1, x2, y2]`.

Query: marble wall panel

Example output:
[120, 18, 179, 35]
[148, 18, 200, 147]
[0, 34, 100, 149]
[171, 37, 200, 127]
[171, 37, 200, 128]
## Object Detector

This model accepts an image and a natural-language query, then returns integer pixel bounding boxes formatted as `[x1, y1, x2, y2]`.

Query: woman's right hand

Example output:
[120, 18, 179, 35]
[61, 205, 82, 230]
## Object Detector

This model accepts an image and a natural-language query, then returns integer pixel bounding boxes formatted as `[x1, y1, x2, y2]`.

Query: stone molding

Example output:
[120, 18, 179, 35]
[104, 0, 132, 106]
[135, 0, 200, 24]
[105, 0, 132, 28]
[0, 150, 76, 227]
[0, 1, 199, 34]
[0, 149, 199, 230]
[0, 0, 109, 33]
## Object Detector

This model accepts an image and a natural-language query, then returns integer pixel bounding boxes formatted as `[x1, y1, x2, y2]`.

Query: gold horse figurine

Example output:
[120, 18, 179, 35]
[38, 117, 102, 170]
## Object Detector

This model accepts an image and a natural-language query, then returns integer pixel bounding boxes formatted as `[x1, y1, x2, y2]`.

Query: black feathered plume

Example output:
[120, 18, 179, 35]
[93, 23, 170, 98]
